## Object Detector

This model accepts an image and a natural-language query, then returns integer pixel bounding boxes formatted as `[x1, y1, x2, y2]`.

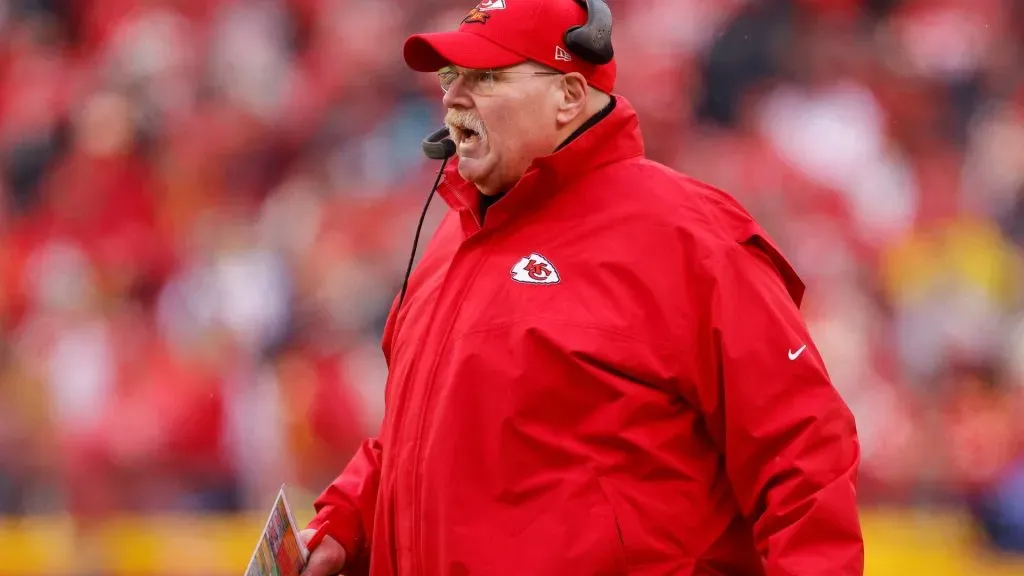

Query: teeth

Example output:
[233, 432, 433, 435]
[447, 121, 482, 145]
[446, 115, 483, 143]
[456, 127, 479, 143]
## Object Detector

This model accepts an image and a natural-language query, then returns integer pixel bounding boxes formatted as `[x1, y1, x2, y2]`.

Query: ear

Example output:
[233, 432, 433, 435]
[555, 72, 588, 126]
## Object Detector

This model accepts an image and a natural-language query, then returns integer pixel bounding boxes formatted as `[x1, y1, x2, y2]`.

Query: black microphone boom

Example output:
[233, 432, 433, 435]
[398, 154, 449, 309]
[399, 127, 454, 310]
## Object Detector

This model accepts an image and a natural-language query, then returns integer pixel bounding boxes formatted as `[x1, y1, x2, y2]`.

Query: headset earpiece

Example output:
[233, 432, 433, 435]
[564, 0, 614, 65]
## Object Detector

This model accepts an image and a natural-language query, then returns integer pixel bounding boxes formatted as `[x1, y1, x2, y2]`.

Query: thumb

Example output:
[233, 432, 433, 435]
[299, 528, 319, 553]
[298, 530, 346, 576]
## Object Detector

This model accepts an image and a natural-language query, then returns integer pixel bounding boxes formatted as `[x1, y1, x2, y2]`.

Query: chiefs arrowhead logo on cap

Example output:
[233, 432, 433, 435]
[463, 0, 506, 24]
[462, 7, 491, 24]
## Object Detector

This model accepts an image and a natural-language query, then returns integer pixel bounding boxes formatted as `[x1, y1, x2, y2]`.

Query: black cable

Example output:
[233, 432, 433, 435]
[398, 156, 450, 309]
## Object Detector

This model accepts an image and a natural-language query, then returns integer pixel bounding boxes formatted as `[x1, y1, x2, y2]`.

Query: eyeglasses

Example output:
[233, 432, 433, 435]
[437, 66, 562, 94]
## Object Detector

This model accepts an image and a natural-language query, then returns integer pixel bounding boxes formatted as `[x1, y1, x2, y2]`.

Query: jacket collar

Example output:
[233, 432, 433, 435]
[435, 95, 645, 236]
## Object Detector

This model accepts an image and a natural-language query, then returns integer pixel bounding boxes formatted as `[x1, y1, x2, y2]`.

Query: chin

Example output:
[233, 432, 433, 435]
[456, 156, 495, 187]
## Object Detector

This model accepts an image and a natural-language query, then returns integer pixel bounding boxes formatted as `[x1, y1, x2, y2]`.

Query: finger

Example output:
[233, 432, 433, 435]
[300, 551, 330, 576]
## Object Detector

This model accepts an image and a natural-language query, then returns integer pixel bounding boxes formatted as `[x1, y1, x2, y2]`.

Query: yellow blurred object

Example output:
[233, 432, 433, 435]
[0, 513, 273, 574]
[881, 216, 1022, 307]
[0, 509, 1023, 575]
[861, 509, 1024, 575]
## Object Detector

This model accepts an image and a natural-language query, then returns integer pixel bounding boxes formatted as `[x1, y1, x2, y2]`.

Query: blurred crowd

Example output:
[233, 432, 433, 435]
[0, 0, 1023, 555]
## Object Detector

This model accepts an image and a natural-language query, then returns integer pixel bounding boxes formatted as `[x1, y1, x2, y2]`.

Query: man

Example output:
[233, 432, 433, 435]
[300, 0, 864, 574]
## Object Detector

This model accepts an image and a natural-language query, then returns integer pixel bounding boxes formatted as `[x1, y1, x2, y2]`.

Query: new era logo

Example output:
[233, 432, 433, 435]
[511, 253, 560, 285]
[555, 46, 572, 62]
[478, 0, 506, 10]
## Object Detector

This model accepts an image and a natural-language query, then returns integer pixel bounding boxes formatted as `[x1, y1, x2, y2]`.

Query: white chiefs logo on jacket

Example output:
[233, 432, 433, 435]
[478, 0, 506, 10]
[511, 253, 560, 284]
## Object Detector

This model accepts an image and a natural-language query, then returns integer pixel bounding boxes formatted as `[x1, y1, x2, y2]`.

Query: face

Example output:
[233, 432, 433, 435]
[440, 63, 567, 196]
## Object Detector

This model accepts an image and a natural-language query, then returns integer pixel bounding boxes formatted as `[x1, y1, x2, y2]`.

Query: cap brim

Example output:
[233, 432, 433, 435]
[403, 31, 527, 72]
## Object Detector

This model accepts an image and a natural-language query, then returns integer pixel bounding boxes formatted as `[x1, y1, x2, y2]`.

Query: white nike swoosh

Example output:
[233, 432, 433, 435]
[788, 345, 807, 360]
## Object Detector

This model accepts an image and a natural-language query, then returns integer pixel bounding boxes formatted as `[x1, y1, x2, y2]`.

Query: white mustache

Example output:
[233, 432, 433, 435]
[445, 110, 486, 143]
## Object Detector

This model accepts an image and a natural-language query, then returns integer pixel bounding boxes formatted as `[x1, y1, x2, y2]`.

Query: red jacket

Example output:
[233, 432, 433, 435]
[309, 96, 864, 575]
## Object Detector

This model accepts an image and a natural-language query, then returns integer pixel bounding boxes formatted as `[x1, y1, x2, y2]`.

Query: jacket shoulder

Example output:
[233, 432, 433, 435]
[591, 158, 806, 305]
[604, 159, 756, 242]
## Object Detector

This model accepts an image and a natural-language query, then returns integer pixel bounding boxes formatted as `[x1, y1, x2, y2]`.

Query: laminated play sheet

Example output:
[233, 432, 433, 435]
[244, 486, 309, 576]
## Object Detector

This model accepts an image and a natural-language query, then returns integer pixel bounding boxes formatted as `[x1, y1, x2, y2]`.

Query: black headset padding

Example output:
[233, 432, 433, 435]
[422, 126, 456, 160]
[564, 0, 614, 65]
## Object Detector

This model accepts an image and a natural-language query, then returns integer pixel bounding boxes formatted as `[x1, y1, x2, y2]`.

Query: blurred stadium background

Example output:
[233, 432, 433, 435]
[0, 0, 1023, 574]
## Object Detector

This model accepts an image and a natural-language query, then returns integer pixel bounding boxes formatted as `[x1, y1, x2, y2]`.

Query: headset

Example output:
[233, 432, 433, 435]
[402, 0, 614, 308]
[564, 0, 615, 66]
[420, 0, 614, 161]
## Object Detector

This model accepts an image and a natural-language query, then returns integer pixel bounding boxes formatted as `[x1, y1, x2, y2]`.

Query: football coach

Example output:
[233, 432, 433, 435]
[299, 1, 864, 574]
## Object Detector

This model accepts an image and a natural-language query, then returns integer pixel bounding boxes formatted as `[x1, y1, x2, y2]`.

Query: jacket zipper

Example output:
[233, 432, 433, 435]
[407, 239, 489, 574]
[386, 250, 460, 575]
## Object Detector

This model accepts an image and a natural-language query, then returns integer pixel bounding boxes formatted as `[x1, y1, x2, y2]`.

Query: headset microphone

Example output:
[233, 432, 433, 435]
[422, 127, 457, 160]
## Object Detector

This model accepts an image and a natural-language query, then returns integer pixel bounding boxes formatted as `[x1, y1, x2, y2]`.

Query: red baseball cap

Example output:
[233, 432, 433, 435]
[403, 0, 616, 94]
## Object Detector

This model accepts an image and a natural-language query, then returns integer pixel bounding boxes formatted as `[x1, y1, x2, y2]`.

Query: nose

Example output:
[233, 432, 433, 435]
[442, 76, 472, 109]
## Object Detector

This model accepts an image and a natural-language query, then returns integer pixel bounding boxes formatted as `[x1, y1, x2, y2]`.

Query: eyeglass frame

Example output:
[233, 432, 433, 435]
[437, 65, 563, 94]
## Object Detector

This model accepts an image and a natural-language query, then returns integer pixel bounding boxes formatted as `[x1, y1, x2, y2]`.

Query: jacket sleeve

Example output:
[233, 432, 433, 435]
[306, 437, 383, 575]
[699, 237, 864, 575]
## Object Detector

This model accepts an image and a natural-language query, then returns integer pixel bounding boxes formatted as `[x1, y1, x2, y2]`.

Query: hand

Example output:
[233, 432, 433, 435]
[300, 529, 347, 576]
